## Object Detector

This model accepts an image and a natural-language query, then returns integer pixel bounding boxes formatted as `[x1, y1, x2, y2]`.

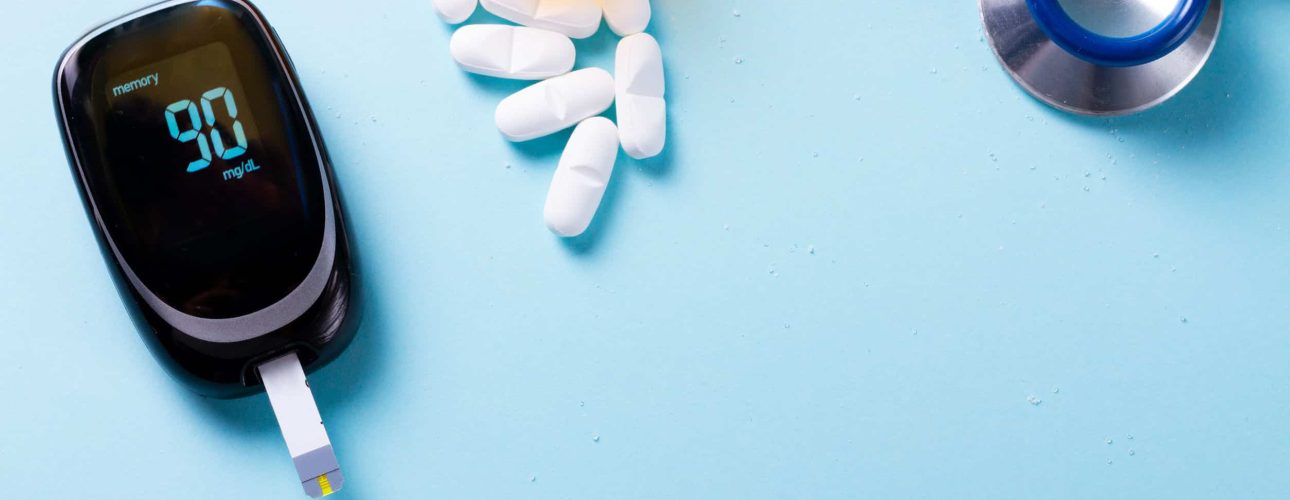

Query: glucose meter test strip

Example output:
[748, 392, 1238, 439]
[495, 68, 616, 141]
[450, 25, 575, 79]
[434, 0, 478, 24]
[597, 0, 651, 36]
[615, 33, 666, 159]
[260, 352, 344, 497]
[481, 0, 603, 39]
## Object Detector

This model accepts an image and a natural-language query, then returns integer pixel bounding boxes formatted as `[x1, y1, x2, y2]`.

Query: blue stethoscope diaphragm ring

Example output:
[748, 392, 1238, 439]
[981, 0, 1222, 116]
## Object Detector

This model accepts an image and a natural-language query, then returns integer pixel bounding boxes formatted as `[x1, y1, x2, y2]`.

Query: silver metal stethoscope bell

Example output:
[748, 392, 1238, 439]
[981, 0, 1222, 116]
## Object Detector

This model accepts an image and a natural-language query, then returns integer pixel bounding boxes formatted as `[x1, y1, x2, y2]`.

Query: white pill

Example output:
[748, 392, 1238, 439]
[495, 68, 615, 141]
[480, 0, 602, 39]
[615, 33, 665, 159]
[597, 0, 650, 36]
[434, 0, 477, 24]
[545, 117, 619, 237]
[450, 25, 575, 80]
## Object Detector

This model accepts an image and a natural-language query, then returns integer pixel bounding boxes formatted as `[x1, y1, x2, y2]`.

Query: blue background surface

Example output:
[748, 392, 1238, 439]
[3, 0, 1289, 498]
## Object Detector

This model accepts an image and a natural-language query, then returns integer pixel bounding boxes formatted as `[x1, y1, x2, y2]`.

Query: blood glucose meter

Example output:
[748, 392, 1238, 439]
[54, 0, 358, 496]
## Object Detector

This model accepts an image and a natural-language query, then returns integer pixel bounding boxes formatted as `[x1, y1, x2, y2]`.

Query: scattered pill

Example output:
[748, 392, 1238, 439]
[614, 33, 665, 159]
[440, 0, 668, 234]
[544, 117, 619, 237]
[481, 0, 602, 39]
[433, 0, 477, 24]
[495, 68, 615, 141]
[597, 0, 651, 36]
[450, 25, 575, 80]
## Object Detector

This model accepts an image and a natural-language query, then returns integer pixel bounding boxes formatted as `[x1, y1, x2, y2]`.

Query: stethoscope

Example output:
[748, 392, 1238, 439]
[982, 0, 1222, 116]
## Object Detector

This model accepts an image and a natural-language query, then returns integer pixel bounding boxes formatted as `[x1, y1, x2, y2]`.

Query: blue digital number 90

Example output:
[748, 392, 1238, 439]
[164, 86, 249, 173]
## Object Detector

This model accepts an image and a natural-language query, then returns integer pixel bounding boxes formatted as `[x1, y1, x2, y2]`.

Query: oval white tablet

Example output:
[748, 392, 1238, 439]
[615, 33, 665, 159]
[434, 0, 477, 24]
[480, 0, 602, 39]
[450, 25, 575, 80]
[495, 68, 615, 141]
[545, 117, 619, 237]
[597, 0, 650, 36]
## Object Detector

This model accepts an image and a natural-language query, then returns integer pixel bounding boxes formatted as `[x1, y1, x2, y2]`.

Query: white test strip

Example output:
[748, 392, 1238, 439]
[597, 0, 651, 36]
[495, 68, 615, 141]
[615, 33, 666, 159]
[450, 25, 575, 80]
[480, 0, 603, 39]
[260, 352, 343, 498]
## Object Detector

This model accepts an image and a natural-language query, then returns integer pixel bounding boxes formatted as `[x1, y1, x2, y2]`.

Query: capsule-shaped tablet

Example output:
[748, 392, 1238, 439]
[597, 0, 650, 36]
[450, 25, 575, 80]
[545, 117, 619, 237]
[495, 68, 615, 141]
[615, 33, 665, 159]
[480, 0, 602, 39]
[434, 0, 477, 24]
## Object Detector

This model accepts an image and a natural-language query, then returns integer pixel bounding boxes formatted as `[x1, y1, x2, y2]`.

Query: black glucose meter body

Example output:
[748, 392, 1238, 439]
[54, 0, 357, 495]
[54, 0, 358, 396]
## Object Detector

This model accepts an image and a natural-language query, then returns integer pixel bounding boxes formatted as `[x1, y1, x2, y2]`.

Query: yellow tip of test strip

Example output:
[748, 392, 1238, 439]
[260, 352, 345, 498]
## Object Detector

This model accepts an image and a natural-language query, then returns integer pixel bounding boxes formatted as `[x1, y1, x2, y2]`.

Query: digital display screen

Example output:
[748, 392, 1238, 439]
[66, 10, 327, 319]
[105, 42, 275, 250]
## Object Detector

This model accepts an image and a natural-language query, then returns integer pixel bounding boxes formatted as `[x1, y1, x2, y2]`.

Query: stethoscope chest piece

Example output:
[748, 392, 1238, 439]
[981, 0, 1222, 116]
